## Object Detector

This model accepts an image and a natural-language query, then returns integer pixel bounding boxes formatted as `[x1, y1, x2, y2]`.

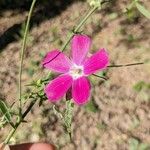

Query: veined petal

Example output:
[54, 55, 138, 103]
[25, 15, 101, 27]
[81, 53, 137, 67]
[45, 74, 73, 102]
[71, 35, 91, 65]
[42, 50, 71, 73]
[72, 77, 91, 105]
[83, 48, 109, 75]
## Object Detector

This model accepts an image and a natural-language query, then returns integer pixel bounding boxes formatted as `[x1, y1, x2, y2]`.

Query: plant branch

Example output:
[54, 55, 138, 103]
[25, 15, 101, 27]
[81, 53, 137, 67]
[108, 62, 144, 68]
[43, 6, 99, 66]
[4, 0, 37, 144]
[4, 99, 37, 144]
[92, 74, 108, 80]
[18, 0, 36, 115]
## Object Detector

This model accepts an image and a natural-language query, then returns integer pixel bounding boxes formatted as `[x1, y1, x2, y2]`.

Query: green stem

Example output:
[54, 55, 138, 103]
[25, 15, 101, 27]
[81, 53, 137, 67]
[4, 100, 37, 144]
[4, 0, 37, 144]
[18, 0, 37, 115]
[92, 74, 108, 80]
[61, 6, 98, 51]
[4, 127, 17, 144]
[108, 62, 144, 68]
[74, 7, 98, 33]
[43, 6, 98, 66]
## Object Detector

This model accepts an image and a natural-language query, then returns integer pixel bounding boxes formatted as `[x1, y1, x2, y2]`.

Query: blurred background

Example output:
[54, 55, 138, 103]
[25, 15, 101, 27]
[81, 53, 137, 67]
[0, 0, 150, 149]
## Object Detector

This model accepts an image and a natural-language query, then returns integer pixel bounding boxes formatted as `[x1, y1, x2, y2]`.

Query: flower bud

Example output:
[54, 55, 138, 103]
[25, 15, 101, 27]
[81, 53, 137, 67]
[87, 0, 102, 9]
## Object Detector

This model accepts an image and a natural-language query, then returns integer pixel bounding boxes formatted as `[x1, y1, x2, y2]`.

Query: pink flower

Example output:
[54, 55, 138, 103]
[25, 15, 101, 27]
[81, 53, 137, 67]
[42, 35, 109, 105]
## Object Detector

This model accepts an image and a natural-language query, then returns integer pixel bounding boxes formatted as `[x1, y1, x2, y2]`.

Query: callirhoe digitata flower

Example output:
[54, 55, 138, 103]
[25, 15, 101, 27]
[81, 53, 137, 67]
[42, 35, 109, 105]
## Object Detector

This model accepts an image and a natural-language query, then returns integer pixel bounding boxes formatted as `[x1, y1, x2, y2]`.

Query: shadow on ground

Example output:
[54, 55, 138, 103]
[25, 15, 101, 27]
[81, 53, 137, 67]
[0, 0, 78, 52]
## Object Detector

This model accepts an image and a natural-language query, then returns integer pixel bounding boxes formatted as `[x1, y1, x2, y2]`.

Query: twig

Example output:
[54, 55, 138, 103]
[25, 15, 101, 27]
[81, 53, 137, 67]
[4, 99, 37, 144]
[18, 0, 37, 115]
[108, 62, 144, 68]
[92, 74, 108, 80]
[43, 6, 98, 66]
[4, 0, 37, 144]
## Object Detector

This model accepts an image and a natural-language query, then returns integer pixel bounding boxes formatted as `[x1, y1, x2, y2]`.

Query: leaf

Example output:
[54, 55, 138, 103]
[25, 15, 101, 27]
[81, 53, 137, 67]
[0, 116, 7, 128]
[53, 105, 63, 119]
[129, 138, 139, 150]
[139, 143, 150, 150]
[0, 100, 11, 122]
[0, 100, 14, 127]
[64, 100, 74, 133]
[133, 81, 145, 92]
[136, 2, 150, 19]
[85, 100, 99, 113]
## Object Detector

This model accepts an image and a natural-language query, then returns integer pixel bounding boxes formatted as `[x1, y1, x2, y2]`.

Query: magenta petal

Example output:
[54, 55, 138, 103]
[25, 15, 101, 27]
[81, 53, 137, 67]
[45, 74, 73, 102]
[72, 77, 91, 105]
[42, 50, 71, 73]
[83, 48, 109, 75]
[71, 35, 91, 65]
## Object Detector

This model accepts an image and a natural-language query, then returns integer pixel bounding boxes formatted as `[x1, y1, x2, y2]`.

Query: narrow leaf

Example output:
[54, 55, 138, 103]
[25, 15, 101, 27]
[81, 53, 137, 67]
[64, 100, 74, 132]
[0, 116, 7, 128]
[0, 100, 14, 127]
[136, 2, 150, 19]
[53, 105, 63, 119]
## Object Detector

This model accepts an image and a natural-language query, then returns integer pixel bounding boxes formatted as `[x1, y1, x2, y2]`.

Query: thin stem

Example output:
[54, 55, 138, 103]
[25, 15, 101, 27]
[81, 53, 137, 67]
[61, 6, 98, 51]
[69, 132, 73, 143]
[4, 100, 37, 144]
[4, 127, 17, 145]
[18, 0, 37, 115]
[4, 0, 37, 144]
[108, 62, 144, 68]
[43, 6, 98, 66]
[92, 74, 108, 80]
[74, 6, 98, 33]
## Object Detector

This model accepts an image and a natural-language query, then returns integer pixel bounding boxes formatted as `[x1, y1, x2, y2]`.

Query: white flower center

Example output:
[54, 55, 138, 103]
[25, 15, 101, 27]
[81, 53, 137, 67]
[69, 64, 84, 79]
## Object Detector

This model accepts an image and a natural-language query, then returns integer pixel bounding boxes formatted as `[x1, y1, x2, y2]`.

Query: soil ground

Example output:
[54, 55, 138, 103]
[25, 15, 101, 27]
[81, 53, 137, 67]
[0, 0, 150, 150]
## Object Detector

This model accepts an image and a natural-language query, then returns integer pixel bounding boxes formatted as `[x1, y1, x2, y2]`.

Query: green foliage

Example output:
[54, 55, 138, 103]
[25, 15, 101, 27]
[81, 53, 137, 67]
[24, 73, 52, 107]
[135, 2, 150, 19]
[53, 100, 74, 140]
[98, 70, 107, 77]
[0, 100, 14, 128]
[0, 116, 7, 128]
[26, 68, 35, 77]
[129, 138, 150, 150]
[133, 81, 145, 92]
[133, 81, 150, 92]
[87, 0, 102, 8]
[90, 70, 107, 85]
[85, 100, 99, 113]
[129, 138, 139, 150]
[39, 51, 46, 58]
[64, 100, 74, 134]
[130, 117, 140, 130]
[87, 0, 108, 9]
[133, 81, 150, 102]
[139, 143, 150, 150]
[124, 2, 139, 22]
[53, 105, 63, 119]
[127, 34, 136, 43]
[25, 60, 40, 77]
[97, 122, 107, 130]
[125, 0, 150, 20]
[108, 13, 118, 20]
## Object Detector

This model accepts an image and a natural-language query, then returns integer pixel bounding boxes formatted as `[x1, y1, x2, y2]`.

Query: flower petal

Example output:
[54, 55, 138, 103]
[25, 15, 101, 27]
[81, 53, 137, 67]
[45, 74, 73, 102]
[71, 35, 91, 65]
[42, 50, 71, 73]
[72, 77, 91, 105]
[83, 48, 109, 75]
